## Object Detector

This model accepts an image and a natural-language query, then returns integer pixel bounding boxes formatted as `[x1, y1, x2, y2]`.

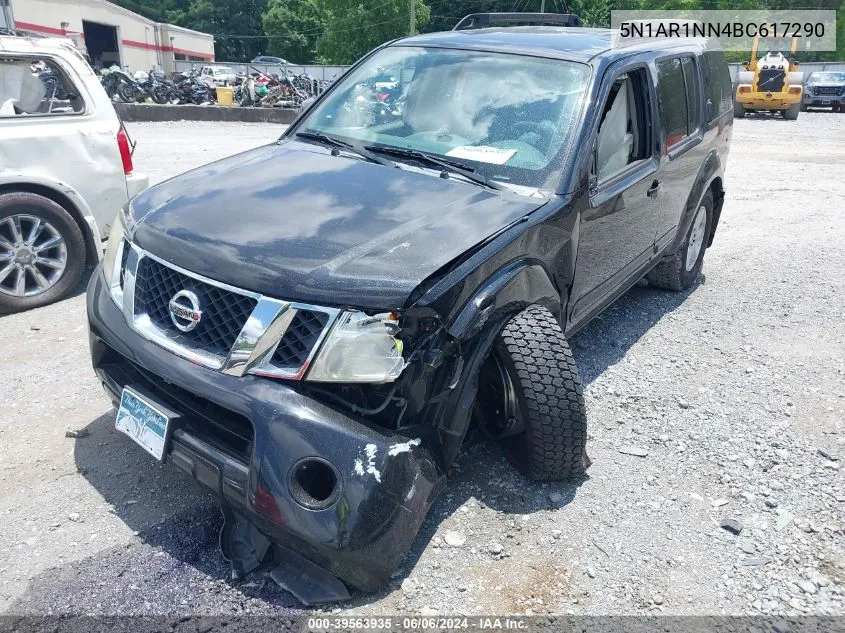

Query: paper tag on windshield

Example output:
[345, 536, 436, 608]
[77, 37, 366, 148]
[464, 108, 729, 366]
[445, 146, 516, 165]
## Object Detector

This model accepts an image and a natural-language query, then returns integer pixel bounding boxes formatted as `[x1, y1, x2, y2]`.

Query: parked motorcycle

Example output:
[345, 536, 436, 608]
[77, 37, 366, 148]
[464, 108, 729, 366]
[172, 69, 217, 105]
[99, 66, 138, 103]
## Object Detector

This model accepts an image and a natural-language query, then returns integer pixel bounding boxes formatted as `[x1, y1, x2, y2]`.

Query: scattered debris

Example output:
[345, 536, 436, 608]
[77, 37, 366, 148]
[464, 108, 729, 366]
[817, 447, 838, 461]
[443, 531, 466, 547]
[619, 445, 648, 457]
[488, 542, 503, 556]
[720, 518, 743, 535]
[400, 578, 416, 593]
[776, 509, 795, 531]
[65, 429, 90, 439]
[737, 557, 771, 566]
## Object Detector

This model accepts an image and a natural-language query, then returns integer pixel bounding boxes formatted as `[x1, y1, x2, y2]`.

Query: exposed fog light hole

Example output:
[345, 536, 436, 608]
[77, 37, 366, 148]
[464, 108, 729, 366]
[289, 458, 340, 509]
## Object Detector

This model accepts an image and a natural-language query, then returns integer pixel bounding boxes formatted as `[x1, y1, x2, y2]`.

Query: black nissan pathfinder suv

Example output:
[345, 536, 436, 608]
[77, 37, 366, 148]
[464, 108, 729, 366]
[87, 14, 733, 604]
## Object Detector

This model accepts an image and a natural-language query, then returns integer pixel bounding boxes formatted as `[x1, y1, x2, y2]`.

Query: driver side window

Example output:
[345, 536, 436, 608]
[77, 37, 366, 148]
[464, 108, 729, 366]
[593, 68, 651, 182]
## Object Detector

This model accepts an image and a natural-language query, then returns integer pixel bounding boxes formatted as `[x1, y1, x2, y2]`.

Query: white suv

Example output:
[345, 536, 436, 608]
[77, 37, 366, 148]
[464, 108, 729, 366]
[0, 34, 148, 312]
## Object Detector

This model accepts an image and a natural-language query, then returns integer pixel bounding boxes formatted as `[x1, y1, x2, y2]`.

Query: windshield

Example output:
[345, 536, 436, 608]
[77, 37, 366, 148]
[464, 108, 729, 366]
[756, 38, 794, 57]
[809, 72, 845, 82]
[214, 67, 234, 75]
[297, 46, 590, 189]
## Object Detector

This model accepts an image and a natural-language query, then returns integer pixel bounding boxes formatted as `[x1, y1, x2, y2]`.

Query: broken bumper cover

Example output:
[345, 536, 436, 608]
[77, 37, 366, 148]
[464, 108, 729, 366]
[86, 268, 442, 596]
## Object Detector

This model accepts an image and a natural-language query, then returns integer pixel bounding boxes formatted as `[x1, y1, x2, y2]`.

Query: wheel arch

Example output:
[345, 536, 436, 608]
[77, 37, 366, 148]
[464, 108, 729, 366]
[670, 150, 724, 254]
[0, 181, 101, 265]
[431, 260, 562, 465]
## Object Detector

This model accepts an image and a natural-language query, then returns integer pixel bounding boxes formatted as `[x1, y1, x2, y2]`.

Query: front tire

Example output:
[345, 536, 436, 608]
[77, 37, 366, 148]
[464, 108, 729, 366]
[0, 192, 85, 313]
[647, 190, 713, 292]
[783, 103, 801, 120]
[475, 305, 589, 481]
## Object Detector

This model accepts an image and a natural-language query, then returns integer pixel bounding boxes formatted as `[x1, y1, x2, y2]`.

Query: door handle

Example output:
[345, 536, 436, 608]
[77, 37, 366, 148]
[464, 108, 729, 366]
[647, 180, 661, 198]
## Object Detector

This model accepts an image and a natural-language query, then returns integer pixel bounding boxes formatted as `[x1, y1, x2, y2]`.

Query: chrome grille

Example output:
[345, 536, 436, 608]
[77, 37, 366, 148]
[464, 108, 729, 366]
[134, 257, 258, 357]
[121, 245, 340, 379]
[272, 310, 330, 369]
[815, 85, 841, 96]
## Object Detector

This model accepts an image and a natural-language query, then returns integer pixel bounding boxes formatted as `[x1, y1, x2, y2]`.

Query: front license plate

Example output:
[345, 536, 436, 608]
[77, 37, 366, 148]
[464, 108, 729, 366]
[822, 100, 830, 105]
[116, 387, 172, 461]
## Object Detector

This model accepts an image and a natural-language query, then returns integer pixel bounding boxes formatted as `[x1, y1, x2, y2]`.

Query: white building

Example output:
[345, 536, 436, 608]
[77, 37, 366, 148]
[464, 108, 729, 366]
[3, 0, 214, 73]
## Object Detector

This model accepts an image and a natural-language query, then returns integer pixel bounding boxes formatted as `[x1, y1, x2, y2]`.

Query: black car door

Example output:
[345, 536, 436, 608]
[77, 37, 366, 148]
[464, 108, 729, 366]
[568, 59, 662, 328]
[652, 54, 706, 249]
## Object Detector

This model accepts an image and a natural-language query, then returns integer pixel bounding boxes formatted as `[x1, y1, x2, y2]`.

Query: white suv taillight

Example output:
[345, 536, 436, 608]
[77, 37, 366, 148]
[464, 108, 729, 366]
[117, 128, 134, 175]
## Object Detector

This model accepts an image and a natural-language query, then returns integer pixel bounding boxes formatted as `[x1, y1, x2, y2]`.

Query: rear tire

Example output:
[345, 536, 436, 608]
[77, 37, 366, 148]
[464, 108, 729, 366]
[476, 305, 589, 481]
[0, 192, 85, 313]
[783, 103, 801, 120]
[647, 190, 713, 292]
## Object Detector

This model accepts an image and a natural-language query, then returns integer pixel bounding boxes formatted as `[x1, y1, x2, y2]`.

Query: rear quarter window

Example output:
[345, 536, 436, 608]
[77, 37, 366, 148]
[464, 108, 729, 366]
[656, 57, 691, 149]
[701, 49, 733, 121]
[0, 56, 85, 118]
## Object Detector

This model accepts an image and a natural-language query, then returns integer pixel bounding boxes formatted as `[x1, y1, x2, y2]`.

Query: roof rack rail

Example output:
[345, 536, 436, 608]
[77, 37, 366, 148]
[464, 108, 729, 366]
[452, 12, 581, 31]
[0, 27, 45, 38]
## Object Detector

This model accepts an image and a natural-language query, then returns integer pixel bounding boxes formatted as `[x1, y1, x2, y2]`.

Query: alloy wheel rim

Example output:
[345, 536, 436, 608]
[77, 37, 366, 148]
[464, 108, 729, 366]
[685, 205, 707, 272]
[0, 214, 67, 297]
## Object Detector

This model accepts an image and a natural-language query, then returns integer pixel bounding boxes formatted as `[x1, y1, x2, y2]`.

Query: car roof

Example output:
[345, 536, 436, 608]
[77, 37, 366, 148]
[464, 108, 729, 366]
[0, 35, 79, 54]
[396, 26, 710, 63]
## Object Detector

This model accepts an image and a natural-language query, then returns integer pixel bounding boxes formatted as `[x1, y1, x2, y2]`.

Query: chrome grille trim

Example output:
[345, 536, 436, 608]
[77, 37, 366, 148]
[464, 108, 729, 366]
[121, 244, 339, 379]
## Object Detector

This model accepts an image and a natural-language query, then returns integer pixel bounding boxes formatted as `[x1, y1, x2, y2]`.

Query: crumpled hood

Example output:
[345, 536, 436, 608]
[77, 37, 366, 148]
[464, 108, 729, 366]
[129, 140, 545, 310]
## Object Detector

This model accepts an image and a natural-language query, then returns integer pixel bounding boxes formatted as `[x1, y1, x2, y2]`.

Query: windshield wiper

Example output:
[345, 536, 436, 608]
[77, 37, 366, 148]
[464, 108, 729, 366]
[363, 145, 506, 191]
[295, 131, 397, 168]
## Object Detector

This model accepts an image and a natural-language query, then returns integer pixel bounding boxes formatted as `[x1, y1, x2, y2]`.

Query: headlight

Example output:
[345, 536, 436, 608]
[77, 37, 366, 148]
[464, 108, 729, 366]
[306, 311, 405, 383]
[101, 207, 128, 305]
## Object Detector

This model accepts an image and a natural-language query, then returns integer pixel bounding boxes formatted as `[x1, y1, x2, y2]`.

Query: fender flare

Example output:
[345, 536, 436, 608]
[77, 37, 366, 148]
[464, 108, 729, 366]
[0, 174, 103, 263]
[434, 259, 561, 464]
[446, 258, 562, 340]
[669, 149, 722, 254]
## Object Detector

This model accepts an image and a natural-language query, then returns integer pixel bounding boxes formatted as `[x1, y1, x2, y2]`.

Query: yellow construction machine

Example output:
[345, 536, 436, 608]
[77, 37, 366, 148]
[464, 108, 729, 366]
[734, 35, 804, 119]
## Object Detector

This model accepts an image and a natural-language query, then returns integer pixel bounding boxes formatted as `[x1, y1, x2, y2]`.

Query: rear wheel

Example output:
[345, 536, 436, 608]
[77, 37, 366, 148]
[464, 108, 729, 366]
[783, 103, 801, 120]
[647, 190, 713, 292]
[0, 192, 85, 313]
[474, 305, 589, 481]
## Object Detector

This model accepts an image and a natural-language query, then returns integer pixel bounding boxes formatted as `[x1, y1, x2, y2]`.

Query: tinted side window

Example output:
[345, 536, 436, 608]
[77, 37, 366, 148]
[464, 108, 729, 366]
[681, 57, 699, 133]
[656, 57, 689, 148]
[701, 50, 733, 120]
[0, 56, 84, 117]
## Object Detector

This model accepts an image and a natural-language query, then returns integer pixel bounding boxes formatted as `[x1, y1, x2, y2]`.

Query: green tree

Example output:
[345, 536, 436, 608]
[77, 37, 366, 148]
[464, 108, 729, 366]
[177, 0, 269, 61]
[262, 0, 326, 63]
[315, 0, 430, 64]
[111, 0, 191, 23]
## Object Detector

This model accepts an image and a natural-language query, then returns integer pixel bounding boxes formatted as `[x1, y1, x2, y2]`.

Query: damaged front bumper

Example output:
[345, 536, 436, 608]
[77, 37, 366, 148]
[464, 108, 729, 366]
[86, 268, 443, 603]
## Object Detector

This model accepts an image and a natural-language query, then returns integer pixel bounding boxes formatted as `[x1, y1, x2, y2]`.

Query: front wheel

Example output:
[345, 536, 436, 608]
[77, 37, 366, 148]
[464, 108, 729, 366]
[474, 305, 589, 481]
[647, 190, 713, 292]
[783, 103, 801, 120]
[0, 192, 85, 313]
[116, 81, 135, 103]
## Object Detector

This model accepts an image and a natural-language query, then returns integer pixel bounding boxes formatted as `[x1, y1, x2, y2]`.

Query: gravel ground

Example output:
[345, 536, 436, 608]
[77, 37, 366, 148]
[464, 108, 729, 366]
[1, 116, 843, 617]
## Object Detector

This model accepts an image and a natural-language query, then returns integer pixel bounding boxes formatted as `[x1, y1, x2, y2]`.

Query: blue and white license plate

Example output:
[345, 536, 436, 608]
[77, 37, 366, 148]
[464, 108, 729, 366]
[115, 387, 172, 461]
